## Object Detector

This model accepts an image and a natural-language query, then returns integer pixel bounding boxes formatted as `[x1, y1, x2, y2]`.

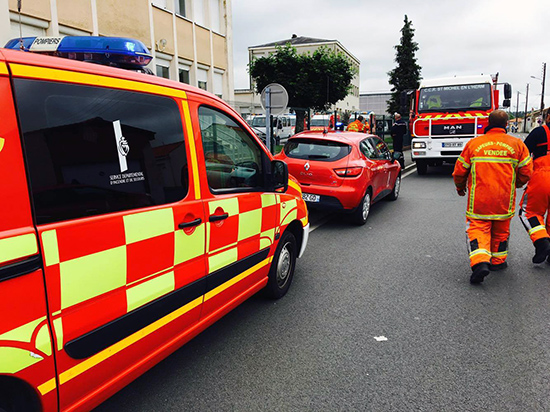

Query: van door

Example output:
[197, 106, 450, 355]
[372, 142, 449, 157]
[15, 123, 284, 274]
[0, 68, 58, 412]
[196, 105, 279, 317]
[12, 76, 206, 411]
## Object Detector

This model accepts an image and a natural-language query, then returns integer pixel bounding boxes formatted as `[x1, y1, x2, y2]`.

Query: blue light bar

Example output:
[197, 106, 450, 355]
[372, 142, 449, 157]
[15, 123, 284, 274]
[4, 36, 152, 70]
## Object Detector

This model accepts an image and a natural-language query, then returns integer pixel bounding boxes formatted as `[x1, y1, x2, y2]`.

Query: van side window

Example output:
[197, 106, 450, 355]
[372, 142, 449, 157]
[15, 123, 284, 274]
[14, 79, 189, 225]
[198, 106, 264, 191]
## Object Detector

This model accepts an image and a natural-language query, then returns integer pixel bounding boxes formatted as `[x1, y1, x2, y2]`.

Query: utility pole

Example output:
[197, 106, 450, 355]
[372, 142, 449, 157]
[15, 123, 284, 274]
[516, 91, 519, 130]
[541, 62, 546, 115]
[524, 83, 529, 133]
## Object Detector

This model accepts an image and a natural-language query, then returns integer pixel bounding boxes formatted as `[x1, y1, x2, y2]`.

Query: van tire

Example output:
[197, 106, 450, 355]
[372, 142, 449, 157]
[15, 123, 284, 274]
[265, 231, 297, 299]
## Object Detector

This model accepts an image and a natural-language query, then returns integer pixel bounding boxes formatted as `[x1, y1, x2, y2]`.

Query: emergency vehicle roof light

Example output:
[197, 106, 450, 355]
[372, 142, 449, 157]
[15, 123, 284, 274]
[3, 36, 153, 70]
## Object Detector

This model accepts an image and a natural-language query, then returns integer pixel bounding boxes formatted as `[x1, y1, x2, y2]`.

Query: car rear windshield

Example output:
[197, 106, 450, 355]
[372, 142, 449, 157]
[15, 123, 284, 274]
[284, 139, 351, 161]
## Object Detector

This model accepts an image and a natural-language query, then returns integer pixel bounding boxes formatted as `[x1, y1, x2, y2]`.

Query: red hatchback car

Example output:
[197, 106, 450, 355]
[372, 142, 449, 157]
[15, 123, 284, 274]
[276, 131, 402, 224]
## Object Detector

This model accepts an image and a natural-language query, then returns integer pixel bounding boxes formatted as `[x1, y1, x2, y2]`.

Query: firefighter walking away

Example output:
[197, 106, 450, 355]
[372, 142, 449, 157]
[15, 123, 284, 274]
[519, 109, 550, 263]
[453, 110, 532, 284]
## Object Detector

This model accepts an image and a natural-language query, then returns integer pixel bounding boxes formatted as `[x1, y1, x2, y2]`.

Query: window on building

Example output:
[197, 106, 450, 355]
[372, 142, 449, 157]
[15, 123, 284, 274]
[199, 106, 264, 191]
[197, 68, 208, 91]
[213, 71, 223, 98]
[179, 68, 190, 84]
[14, 79, 189, 224]
[156, 65, 169, 78]
[209, 0, 221, 32]
[176, 0, 186, 16]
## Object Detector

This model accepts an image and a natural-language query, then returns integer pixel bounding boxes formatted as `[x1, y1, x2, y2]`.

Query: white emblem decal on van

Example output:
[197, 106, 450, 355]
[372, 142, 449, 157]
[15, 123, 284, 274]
[113, 120, 128, 172]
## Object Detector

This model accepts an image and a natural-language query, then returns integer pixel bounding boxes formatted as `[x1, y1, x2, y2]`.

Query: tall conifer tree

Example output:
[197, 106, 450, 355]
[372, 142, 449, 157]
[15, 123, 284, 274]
[388, 15, 422, 115]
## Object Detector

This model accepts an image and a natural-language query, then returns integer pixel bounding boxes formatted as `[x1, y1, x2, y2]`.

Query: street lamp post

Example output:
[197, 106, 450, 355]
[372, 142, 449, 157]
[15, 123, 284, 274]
[524, 83, 529, 133]
[531, 62, 546, 118]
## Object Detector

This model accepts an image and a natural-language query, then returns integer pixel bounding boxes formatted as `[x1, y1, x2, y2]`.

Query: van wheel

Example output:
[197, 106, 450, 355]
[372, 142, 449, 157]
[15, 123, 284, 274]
[352, 190, 371, 225]
[387, 174, 401, 201]
[416, 160, 428, 175]
[265, 231, 297, 299]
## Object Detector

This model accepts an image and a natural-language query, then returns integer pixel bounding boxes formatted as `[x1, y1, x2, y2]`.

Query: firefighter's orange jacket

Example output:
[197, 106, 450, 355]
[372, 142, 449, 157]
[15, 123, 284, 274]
[347, 119, 367, 133]
[453, 127, 533, 220]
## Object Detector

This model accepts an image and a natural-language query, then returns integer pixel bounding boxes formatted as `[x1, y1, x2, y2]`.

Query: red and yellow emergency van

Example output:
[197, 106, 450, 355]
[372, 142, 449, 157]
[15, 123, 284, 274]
[0, 37, 308, 412]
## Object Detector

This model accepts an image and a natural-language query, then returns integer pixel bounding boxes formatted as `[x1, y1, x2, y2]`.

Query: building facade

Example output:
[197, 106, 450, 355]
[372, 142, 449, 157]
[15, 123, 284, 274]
[234, 35, 360, 117]
[359, 92, 392, 117]
[0, 0, 234, 102]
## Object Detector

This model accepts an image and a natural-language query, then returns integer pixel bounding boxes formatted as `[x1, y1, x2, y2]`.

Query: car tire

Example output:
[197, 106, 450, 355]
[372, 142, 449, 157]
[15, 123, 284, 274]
[265, 231, 297, 299]
[352, 190, 371, 225]
[416, 160, 428, 175]
[387, 174, 401, 201]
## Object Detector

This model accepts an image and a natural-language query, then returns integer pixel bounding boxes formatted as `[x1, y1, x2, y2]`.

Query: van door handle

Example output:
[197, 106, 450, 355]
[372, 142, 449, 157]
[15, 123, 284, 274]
[209, 213, 229, 222]
[178, 218, 202, 229]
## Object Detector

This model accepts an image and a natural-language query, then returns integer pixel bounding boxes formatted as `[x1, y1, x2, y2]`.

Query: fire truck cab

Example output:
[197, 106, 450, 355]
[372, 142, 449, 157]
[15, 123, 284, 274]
[410, 75, 511, 175]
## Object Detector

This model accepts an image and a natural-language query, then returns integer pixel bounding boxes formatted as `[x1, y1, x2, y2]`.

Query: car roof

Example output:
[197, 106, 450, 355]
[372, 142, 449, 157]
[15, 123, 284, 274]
[289, 130, 379, 145]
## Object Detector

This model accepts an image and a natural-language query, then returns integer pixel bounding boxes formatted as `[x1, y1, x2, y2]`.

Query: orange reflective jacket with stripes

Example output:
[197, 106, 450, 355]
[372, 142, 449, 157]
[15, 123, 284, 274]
[453, 128, 533, 220]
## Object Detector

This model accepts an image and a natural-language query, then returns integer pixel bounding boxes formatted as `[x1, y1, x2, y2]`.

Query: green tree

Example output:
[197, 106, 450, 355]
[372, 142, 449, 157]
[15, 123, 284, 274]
[249, 44, 357, 133]
[387, 15, 422, 115]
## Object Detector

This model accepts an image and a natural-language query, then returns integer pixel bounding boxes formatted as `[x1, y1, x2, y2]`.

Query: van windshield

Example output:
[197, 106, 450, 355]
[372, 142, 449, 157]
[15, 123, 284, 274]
[418, 83, 491, 112]
[250, 117, 277, 128]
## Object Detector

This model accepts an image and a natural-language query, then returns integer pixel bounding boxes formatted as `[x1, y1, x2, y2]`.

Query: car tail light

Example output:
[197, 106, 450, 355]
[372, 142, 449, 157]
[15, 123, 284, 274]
[334, 167, 363, 177]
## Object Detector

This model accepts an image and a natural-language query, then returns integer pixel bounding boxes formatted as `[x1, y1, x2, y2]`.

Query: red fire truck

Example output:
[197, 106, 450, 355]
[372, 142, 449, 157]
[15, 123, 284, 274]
[410, 74, 511, 175]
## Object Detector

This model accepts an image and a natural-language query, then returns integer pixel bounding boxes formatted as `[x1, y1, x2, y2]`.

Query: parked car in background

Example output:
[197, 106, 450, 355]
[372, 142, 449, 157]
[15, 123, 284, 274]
[276, 131, 402, 225]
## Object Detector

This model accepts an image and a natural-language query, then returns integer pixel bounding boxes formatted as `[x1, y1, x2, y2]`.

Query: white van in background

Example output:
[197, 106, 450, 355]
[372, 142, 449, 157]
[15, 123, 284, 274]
[249, 114, 294, 144]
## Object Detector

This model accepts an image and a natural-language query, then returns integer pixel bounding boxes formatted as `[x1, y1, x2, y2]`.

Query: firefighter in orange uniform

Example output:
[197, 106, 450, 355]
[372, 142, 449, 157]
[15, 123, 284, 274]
[347, 115, 367, 133]
[453, 110, 532, 284]
[519, 109, 550, 263]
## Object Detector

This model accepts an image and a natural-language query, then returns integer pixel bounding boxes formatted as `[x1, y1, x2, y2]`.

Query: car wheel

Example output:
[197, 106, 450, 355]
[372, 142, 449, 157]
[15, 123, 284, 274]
[265, 231, 297, 299]
[387, 174, 401, 201]
[352, 190, 371, 225]
[416, 160, 428, 175]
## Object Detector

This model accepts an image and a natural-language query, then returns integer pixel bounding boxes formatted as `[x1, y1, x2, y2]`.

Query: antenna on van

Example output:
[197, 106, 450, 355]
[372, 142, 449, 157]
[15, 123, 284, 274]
[17, 0, 24, 50]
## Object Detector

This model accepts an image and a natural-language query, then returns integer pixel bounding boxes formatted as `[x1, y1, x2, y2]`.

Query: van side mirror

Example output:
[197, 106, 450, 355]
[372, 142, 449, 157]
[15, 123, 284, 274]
[271, 160, 288, 192]
[392, 151, 402, 161]
[504, 83, 512, 99]
[502, 99, 511, 108]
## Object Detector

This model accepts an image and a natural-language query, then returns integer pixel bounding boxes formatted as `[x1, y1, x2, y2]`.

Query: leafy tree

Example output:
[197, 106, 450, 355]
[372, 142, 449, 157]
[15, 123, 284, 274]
[388, 15, 422, 115]
[249, 44, 357, 133]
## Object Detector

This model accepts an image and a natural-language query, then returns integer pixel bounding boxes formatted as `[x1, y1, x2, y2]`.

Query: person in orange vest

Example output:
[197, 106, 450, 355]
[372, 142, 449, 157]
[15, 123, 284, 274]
[347, 115, 367, 133]
[453, 110, 532, 284]
[519, 109, 550, 263]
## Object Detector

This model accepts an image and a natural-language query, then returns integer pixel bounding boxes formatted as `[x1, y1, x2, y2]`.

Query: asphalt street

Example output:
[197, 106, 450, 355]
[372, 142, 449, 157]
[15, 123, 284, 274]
[96, 162, 550, 411]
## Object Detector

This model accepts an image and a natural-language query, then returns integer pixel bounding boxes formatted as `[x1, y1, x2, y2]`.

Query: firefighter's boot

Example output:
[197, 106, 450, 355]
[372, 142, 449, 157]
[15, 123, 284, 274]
[470, 262, 490, 284]
[532, 238, 550, 264]
[490, 261, 508, 271]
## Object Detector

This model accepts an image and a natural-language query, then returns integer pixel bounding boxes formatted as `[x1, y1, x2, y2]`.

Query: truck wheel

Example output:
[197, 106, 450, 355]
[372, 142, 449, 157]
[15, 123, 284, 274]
[352, 190, 371, 225]
[416, 160, 428, 175]
[265, 231, 297, 299]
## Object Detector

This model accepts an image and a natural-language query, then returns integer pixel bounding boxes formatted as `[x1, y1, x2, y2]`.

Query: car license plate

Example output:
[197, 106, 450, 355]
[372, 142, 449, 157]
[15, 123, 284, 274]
[442, 142, 463, 148]
[302, 193, 320, 202]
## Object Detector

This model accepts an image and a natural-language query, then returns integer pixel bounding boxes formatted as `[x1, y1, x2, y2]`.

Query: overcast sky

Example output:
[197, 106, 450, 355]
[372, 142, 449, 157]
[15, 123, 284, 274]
[232, 0, 548, 112]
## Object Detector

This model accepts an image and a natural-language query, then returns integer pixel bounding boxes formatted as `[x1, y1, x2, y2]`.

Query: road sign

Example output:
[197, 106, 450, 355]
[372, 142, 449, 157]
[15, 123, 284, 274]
[261, 83, 288, 116]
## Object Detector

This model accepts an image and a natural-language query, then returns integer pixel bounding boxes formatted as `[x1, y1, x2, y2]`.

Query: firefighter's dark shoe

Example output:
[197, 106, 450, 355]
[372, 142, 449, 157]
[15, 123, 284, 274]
[532, 238, 550, 264]
[489, 261, 508, 271]
[470, 262, 490, 284]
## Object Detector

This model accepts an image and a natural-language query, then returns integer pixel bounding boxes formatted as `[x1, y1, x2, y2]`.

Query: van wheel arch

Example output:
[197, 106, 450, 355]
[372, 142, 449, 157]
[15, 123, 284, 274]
[0, 376, 41, 412]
